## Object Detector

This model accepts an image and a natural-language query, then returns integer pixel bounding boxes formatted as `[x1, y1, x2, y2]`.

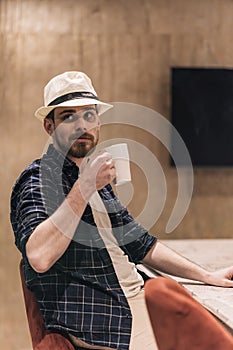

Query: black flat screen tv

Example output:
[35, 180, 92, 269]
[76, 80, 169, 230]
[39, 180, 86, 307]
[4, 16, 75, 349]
[170, 67, 233, 166]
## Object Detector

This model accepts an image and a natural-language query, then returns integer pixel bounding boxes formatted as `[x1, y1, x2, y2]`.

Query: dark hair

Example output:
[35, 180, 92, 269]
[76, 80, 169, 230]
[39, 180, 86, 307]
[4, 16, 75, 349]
[45, 109, 55, 122]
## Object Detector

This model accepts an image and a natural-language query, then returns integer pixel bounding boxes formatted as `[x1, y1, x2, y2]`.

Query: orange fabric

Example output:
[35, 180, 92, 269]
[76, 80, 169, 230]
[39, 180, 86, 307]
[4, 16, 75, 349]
[19, 260, 74, 350]
[144, 277, 233, 350]
[35, 333, 75, 350]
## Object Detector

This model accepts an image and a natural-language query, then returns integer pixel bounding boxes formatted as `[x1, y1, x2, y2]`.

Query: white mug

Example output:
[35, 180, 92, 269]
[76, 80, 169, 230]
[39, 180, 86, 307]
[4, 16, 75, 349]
[105, 143, 131, 186]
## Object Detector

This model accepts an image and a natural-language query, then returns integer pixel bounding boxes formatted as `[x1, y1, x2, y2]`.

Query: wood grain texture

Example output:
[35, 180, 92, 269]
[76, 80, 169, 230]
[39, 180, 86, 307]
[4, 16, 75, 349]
[1, 1, 233, 349]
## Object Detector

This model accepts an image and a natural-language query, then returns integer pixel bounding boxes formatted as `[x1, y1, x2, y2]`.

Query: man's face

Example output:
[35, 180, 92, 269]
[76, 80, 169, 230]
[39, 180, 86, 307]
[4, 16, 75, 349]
[45, 105, 100, 160]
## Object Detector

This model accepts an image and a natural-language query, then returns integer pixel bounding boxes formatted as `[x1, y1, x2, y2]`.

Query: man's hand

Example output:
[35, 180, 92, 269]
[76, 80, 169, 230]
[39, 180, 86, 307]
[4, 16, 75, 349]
[78, 151, 116, 200]
[205, 267, 233, 287]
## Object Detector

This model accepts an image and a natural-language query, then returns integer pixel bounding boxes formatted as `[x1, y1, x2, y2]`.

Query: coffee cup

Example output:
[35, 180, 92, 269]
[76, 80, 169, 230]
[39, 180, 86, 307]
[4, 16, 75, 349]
[105, 143, 131, 186]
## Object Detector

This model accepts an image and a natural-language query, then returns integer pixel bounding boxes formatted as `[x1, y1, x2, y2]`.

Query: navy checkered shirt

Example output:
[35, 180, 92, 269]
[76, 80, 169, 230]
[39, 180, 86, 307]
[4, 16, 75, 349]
[10, 144, 156, 349]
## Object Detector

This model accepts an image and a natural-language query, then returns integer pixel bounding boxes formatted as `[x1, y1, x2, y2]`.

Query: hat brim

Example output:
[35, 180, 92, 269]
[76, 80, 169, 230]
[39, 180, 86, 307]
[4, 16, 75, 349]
[35, 98, 113, 121]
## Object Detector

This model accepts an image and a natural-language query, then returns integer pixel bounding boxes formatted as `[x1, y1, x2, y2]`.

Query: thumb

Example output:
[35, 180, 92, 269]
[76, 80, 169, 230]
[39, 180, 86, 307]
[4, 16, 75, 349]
[79, 156, 91, 176]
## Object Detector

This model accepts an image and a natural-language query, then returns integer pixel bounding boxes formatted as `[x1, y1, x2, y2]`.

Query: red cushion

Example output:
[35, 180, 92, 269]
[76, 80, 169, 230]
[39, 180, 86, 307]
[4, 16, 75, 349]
[19, 261, 74, 349]
[145, 277, 233, 350]
[35, 333, 74, 350]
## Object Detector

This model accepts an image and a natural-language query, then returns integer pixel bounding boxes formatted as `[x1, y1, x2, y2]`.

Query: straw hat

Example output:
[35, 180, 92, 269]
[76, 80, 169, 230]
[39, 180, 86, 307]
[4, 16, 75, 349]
[35, 71, 113, 120]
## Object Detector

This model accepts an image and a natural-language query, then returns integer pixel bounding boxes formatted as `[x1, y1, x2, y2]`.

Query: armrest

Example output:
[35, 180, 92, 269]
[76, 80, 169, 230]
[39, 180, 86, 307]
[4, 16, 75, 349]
[35, 333, 74, 350]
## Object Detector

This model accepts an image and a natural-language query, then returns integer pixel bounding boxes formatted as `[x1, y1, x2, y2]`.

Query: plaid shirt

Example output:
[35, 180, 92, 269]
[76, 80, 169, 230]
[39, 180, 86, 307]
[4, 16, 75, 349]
[10, 145, 156, 349]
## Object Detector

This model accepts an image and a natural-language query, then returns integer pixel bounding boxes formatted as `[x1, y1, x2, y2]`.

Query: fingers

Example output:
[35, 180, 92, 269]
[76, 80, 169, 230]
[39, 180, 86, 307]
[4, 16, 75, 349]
[208, 267, 233, 288]
[91, 151, 113, 167]
[96, 153, 116, 189]
[79, 151, 116, 191]
[88, 151, 115, 175]
[96, 157, 116, 188]
[80, 151, 112, 172]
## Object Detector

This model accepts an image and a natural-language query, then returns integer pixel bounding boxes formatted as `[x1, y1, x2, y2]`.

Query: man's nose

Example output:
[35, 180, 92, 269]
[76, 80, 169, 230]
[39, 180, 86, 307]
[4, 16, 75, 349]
[74, 116, 88, 132]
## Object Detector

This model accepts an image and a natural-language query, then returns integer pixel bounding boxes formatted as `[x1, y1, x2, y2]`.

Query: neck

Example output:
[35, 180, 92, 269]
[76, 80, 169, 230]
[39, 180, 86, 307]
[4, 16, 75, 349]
[67, 155, 84, 168]
[52, 143, 84, 168]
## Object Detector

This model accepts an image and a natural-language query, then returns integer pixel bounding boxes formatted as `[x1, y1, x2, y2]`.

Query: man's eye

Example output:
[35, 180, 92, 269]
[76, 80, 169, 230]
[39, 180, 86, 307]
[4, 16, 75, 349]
[83, 111, 97, 123]
[63, 114, 79, 123]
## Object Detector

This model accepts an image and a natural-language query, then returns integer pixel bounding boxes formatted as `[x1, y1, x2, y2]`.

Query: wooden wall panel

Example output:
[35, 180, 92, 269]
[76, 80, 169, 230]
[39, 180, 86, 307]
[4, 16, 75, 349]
[1, 0, 233, 349]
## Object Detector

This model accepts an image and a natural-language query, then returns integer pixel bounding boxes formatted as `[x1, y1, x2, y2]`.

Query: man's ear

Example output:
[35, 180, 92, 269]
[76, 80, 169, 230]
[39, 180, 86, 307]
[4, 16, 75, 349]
[44, 118, 55, 136]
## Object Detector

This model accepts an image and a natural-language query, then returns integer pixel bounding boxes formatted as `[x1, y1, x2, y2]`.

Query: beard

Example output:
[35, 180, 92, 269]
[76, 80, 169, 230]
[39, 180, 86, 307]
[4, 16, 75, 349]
[53, 130, 99, 159]
[68, 136, 99, 158]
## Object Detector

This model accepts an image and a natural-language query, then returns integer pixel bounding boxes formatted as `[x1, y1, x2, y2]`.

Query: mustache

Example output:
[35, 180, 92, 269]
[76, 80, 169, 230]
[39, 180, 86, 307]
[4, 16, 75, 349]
[69, 132, 94, 143]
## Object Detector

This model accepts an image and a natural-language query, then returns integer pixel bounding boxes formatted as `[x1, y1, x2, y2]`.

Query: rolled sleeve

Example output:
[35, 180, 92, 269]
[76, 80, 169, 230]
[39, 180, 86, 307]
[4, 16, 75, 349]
[124, 232, 157, 263]
[10, 164, 49, 256]
[109, 192, 157, 264]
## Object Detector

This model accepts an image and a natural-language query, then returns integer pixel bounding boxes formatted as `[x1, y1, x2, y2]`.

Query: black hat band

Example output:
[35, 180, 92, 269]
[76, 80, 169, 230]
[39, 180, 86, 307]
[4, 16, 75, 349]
[48, 91, 99, 106]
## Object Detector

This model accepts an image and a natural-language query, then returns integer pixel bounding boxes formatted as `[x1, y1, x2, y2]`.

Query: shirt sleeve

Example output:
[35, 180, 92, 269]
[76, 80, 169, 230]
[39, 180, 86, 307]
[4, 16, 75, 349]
[10, 163, 50, 257]
[120, 207, 157, 264]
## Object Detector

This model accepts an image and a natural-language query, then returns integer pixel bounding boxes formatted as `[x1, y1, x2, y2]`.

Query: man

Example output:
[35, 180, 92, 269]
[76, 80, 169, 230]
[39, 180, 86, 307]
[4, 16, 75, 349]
[11, 71, 233, 350]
